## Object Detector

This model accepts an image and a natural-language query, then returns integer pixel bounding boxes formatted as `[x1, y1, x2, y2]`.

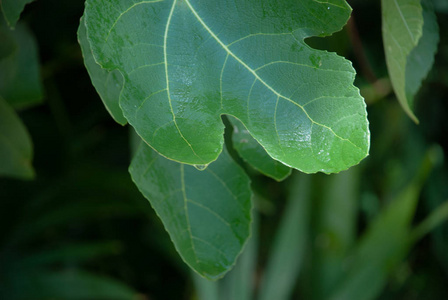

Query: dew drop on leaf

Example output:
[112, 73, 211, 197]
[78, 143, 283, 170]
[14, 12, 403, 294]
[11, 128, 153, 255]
[194, 164, 208, 171]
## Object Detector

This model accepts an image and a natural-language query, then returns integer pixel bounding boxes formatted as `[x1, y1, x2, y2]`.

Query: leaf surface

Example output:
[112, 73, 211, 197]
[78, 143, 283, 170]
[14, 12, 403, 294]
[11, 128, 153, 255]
[382, 0, 439, 123]
[78, 17, 127, 125]
[0, 96, 34, 179]
[129, 143, 252, 279]
[0, 19, 43, 109]
[85, 0, 369, 173]
[229, 116, 291, 181]
[1, 0, 34, 28]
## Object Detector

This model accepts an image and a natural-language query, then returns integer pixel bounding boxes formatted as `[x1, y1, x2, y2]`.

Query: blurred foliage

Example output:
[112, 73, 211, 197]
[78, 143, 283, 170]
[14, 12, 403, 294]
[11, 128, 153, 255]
[0, 0, 448, 299]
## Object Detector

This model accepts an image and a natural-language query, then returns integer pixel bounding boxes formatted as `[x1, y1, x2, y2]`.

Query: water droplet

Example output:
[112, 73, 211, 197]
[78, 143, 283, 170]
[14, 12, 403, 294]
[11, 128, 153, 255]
[194, 164, 208, 171]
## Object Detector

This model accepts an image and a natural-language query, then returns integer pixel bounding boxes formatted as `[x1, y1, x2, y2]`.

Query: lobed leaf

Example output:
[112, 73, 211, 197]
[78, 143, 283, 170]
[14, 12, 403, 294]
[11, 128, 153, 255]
[382, 0, 439, 123]
[129, 143, 252, 279]
[229, 116, 291, 181]
[0, 96, 34, 179]
[85, 0, 370, 174]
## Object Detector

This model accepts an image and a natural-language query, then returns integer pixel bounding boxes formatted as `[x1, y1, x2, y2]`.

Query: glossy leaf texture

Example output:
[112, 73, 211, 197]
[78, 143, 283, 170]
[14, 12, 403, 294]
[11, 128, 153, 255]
[0, 96, 34, 179]
[129, 143, 252, 280]
[0, 0, 34, 28]
[84, 0, 370, 174]
[78, 17, 127, 125]
[382, 0, 439, 123]
[0, 18, 43, 109]
[229, 116, 291, 181]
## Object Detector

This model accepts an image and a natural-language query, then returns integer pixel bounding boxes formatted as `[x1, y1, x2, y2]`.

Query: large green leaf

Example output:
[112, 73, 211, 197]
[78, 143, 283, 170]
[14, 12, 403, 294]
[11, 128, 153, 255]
[85, 0, 369, 174]
[0, 96, 34, 179]
[78, 17, 127, 125]
[129, 143, 252, 279]
[229, 116, 291, 181]
[382, 0, 439, 123]
[0, 0, 34, 28]
[0, 19, 43, 109]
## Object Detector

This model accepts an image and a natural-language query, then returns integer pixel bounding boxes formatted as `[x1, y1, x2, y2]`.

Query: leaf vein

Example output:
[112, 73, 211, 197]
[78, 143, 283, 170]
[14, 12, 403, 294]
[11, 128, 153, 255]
[392, 0, 419, 44]
[105, 0, 164, 43]
[192, 236, 228, 259]
[164, 0, 202, 161]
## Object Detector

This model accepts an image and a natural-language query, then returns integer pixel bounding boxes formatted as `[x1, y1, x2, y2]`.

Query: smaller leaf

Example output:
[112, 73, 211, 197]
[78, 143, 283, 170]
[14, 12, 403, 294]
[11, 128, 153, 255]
[382, 0, 439, 122]
[405, 0, 439, 107]
[0, 0, 35, 28]
[193, 209, 258, 300]
[0, 96, 34, 179]
[229, 116, 291, 181]
[129, 143, 252, 280]
[217, 212, 258, 300]
[78, 16, 127, 125]
[0, 19, 43, 109]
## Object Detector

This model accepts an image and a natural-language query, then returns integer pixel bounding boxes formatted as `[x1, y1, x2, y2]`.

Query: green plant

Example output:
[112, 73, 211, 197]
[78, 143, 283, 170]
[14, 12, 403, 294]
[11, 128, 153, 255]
[79, 0, 372, 279]
[1, 0, 448, 299]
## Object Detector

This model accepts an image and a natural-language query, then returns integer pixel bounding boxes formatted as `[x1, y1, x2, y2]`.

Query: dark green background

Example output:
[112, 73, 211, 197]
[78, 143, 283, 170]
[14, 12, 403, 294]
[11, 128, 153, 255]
[1, 0, 447, 299]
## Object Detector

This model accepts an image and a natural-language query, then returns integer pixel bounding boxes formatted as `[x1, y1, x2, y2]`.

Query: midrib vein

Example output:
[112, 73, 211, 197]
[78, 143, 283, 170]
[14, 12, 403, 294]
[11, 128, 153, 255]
[165, 0, 202, 160]
[184, 0, 362, 151]
[392, 0, 418, 44]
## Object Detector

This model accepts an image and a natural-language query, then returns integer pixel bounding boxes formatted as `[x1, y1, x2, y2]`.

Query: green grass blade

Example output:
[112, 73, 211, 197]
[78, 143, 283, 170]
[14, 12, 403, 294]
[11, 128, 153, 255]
[258, 172, 311, 300]
[310, 167, 360, 299]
